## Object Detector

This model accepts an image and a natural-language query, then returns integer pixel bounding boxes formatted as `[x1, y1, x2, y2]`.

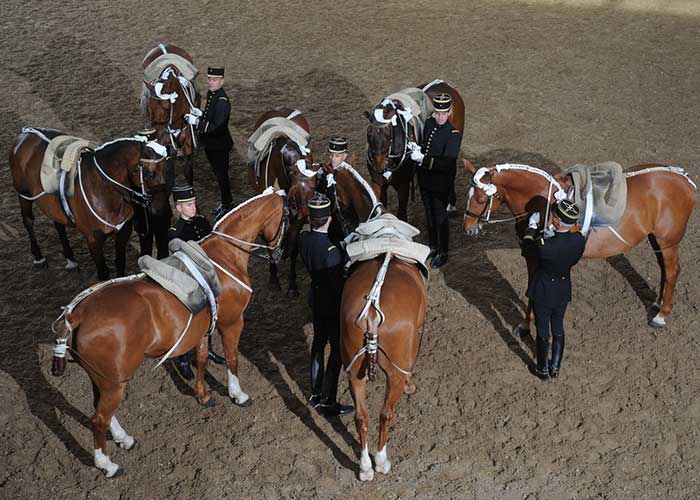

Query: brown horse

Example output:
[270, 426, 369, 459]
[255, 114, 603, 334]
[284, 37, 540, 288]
[364, 80, 465, 220]
[10, 127, 168, 279]
[50, 190, 287, 478]
[249, 107, 319, 296]
[141, 43, 200, 184]
[462, 160, 697, 329]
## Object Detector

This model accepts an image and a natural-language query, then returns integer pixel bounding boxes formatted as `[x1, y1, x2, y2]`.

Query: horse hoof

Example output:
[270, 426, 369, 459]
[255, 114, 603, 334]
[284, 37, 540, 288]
[198, 397, 216, 408]
[51, 357, 66, 377]
[65, 259, 79, 271]
[513, 325, 530, 338]
[233, 397, 253, 408]
[404, 377, 417, 395]
[359, 468, 374, 481]
[375, 460, 391, 475]
[286, 288, 300, 299]
[649, 315, 666, 329]
[117, 437, 136, 450]
[33, 258, 48, 269]
[107, 467, 124, 479]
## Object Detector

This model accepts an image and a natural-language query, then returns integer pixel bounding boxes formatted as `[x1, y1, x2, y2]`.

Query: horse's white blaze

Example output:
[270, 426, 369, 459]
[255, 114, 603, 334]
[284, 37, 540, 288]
[374, 445, 391, 474]
[109, 416, 135, 450]
[94, 448, 119, 477]
[359, 444, 374, 481]
[227, 370, 249, 404]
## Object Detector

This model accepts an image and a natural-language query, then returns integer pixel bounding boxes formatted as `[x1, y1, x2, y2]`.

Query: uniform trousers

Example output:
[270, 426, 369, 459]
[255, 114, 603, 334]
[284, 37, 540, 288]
[419, 188, 450, 253]
[533, 301, 568, 342]
[310, 314, 341, 404]
[204, 148, 232, 207]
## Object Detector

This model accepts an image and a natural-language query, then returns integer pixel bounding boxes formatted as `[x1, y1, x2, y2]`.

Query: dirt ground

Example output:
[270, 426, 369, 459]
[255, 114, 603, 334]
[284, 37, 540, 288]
[1, 1, 700, 499]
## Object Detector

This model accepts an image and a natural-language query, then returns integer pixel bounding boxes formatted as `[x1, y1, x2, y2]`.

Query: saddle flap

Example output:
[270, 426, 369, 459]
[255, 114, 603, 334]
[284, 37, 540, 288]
[167, 239, 223, 296]
[40, 136, 95, 197]
[563, 161, 627, 228]
[138, 255, 208, 314]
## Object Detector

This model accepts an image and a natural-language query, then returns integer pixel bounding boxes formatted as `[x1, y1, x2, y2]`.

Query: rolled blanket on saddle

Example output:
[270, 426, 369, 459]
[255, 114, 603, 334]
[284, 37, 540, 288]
[246, 116, 310, 174]
[138, 239, 221, 315]
[345, 214, 431, 279]
[385, 87, 434, 142]
[563, 161, 627, 229]
[40, 135, 96, 197]
[143, 53, 198, 83]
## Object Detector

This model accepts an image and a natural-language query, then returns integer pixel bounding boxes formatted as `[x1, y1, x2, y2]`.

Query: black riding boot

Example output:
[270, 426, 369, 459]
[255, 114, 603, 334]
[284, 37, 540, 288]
[208, 335, 226, 365]
[431, 220, 450, 268]
[309, 351, 325, 407]
[549, 335, 565, 378]
[318, 353, 353, 417]
[172, 354, 194, 381]
[528, 335, 550, 381]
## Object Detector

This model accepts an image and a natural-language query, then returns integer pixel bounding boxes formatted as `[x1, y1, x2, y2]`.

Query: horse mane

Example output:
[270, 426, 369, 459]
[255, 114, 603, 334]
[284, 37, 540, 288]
[338, 163, 379, 206]
[211, 189, 277, 231]
[94, 137, 146, 154]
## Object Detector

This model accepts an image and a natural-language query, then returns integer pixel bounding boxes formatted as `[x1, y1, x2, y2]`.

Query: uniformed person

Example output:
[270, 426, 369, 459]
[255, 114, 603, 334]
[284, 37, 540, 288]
[520, 199, 586, 381]
[325, 135, 352, 247]
[299, 194, 354, 418]
[409, 93, 462, 268]
[168, 184, 226, 379]
[132, 127, 172, 259]
[185, 66, 234, 220]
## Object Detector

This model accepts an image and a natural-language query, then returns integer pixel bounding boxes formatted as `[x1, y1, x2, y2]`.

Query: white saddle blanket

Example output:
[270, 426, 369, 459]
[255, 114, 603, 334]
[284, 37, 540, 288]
[144, 53, 198, 82]
[138, 239, 222, 314]
[385, 87, 434, 142]
[563, 161, 627, 229]
[40, 135, 95, 197]
[247, 117, 311, 172]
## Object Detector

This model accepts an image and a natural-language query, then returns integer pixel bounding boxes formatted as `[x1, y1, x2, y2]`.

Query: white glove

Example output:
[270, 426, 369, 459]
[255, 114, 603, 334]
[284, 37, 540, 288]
[185, 113, 199, 126]
[528, 212, 540, 229]
[410, 148, 424, 163]
[407, 141, 420, 152]
[190, 107, 203, 117]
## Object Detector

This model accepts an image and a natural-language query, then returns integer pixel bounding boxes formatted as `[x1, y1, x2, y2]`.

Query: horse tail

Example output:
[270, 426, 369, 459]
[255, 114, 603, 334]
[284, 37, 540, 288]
[363, 310, 381, 381]
[50, 310, 80, 377]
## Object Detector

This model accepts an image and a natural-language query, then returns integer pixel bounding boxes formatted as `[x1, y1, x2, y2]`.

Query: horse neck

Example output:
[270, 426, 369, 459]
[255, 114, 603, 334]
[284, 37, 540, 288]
[497, 168, 553, 214]
[340, 170, 375, 222]
[91, 141, 139, 187]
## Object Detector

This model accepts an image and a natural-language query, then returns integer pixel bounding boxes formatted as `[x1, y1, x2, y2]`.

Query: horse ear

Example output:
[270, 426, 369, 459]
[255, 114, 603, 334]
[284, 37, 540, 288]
[363, 111, 372, 122]
[349, 153, 357, 166]
[463, 159, 476, 174]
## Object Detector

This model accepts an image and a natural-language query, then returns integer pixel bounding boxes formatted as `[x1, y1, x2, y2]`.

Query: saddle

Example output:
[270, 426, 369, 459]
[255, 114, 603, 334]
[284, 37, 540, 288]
[385, 87, 435, 143]
[562, 161, 627, 232]
[246, 116, 311, 176]
[143, 53, 198, 83]
[345, 213, 431, 279]
[39, 135, 96, 197]
[138, 239, 222, 315]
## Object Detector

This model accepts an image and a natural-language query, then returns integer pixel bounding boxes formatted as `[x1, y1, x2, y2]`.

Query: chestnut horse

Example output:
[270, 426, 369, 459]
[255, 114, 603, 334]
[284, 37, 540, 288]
[50, 190, 287, 478]
[320, 161, 427, 480]
[364, 80, 465, 220]
[10, 127, 168, 279]
[462, 160, 697, 329]
[141, 43, 200, 184]
[249, 107, 319, 296]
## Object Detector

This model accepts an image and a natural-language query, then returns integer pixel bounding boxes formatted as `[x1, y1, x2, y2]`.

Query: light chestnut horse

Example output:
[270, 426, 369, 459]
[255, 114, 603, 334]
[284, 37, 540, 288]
[50, 190, 288, 478]
[10, 127, 168, 279]
[321, 161, 427, 480]
[462, 160, 697, 329]
[364, 80, 465, 220]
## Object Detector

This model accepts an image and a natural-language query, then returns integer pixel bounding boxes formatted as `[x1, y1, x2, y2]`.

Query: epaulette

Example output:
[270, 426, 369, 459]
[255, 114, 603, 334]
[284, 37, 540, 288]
[168, 227, 176, 232]
[451, 130, 460, 134]
[218, 96, 228, 101]
[327, 245, 337, 252]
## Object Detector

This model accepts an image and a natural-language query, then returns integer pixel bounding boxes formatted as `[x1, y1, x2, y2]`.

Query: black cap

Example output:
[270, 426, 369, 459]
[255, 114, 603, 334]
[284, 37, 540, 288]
[328, 135, 348, 154]
[173, 184, 196, 204]
[432, 93, 452, 112]
[136, 127, 157, 141]
[308, 194, 331, 219]
[207, 66, 224, 78]
[552, 199, 580, 225]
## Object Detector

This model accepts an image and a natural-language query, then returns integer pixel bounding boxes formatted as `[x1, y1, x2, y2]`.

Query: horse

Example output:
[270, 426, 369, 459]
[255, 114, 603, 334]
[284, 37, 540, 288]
[50, 189, 288, 478]
[10, 127, 169, 280]
[364, 80, 465, 221]
[248, 107, 320, 296]
[320, 161, 426, 480]
[141, 43, 200, 184]
[462, 160, 697, 329]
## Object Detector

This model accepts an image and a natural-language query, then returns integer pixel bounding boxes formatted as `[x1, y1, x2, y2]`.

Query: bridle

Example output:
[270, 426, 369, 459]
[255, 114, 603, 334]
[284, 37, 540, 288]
[463, 174, 528, 225]
[366, 104, 413, 177]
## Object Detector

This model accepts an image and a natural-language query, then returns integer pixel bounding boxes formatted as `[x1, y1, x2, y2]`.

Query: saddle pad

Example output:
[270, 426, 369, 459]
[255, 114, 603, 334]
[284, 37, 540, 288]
[138, 255, 208, 314]
[563, 161, 627, 228]
[346, 237, 431, 279]
[247, 117, 311, 169]
[144, 53, 198, 82]
[385, 88, 434, 142]
[352, 213, 420, 241]
[167, 239, 222, 296]
[40, 136, 95, 197]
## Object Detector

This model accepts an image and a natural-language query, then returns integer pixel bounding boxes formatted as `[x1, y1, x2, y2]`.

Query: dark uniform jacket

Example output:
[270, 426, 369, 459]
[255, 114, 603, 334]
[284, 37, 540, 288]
[299, 230, 345, 318]
[197, 87, 233, 151]
[417, 117, 462, 194]
[168, 215, 212, 243]
[521, 229, 586, 306]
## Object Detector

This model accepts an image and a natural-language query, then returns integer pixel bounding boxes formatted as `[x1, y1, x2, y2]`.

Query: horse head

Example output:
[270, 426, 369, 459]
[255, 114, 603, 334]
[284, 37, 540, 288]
[462, 160, 506, 236]
[280, 140, 319, 223]
[364, 100, 411, 181]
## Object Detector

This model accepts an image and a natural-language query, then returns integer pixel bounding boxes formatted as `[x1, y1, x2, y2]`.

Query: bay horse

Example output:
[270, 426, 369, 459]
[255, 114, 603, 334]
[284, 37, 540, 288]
[320, 161, 427, 480]
[10, 127, 168, 280]
[462, 160, 697, 329]
[141, 43, 200, 184]
[249, 107, 319, 296]
[364, 80, 465, 221]
[50, 190, 288, 478]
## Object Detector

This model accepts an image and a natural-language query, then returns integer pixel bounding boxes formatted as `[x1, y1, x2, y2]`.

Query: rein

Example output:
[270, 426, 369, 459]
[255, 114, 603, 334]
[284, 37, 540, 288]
[367, 107, 413, 178]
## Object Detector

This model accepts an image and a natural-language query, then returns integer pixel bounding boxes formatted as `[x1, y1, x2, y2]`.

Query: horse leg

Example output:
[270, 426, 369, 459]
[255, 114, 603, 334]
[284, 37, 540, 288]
[515, 256, 537, 337]
[114, 221, 132, 277]
[650, 244, 681, 328]
[286, 226, 300, 298]
[54, 222, 78, 270]
[19, 197, 46, 267]
[92, 383, 126, 478]
[374, 369, 404, 475]
[193, 333, 214, 406]
[269, 262, 281, 291]
[92, 380, 136, 450]
[396, 181, 410, 222]
[87, 234, 110, 281]
[221, 321, 252, 407]
[184, 156, 194, 187]
[348, 371, 373, 481]
[648, 234, 665, 311]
